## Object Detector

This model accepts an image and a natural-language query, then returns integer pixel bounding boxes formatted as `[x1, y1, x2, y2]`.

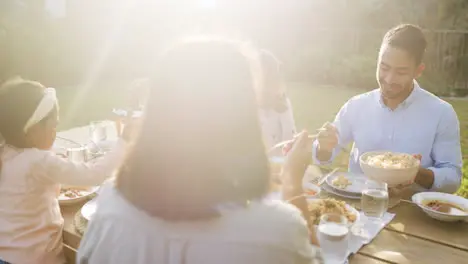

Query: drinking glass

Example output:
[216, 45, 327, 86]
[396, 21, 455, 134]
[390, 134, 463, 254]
[361, 179, 389, 221]
[268, 155, 284, 193]
[317, 213, 350, 264]
[67, 146, 88, 163]
[89, 121, 108, 143]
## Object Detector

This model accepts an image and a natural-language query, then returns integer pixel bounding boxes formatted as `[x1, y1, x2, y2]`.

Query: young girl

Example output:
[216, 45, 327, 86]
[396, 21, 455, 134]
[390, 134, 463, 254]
[0, 78, 126, 264]
[257, 49, 297, 150]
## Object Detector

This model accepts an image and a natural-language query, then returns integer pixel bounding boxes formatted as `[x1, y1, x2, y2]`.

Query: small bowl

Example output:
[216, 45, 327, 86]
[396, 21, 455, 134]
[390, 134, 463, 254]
[303, 183, 321, 199]
[360, 151, 420, 187]
[59, 185, 99, 206]
[412, 192, 468, 222]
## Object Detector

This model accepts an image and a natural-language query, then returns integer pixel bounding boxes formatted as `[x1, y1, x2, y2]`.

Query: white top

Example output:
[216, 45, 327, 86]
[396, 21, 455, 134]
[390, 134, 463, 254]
[0, 141, 126, 264]
[77, 184, 323, 264]
[259, 98, 297, 149]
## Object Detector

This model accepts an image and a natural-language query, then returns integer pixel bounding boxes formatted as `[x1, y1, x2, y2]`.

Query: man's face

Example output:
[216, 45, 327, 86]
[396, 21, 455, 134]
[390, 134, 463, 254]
[377, 44, 424, 100]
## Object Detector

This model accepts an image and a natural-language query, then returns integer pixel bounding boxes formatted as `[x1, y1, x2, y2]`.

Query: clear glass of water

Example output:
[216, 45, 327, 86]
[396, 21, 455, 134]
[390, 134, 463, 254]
[361, 179, 389, 221]
[317, 213, 349, 264]
[90, 121, 108, 143]
[67, 146, 88, 163]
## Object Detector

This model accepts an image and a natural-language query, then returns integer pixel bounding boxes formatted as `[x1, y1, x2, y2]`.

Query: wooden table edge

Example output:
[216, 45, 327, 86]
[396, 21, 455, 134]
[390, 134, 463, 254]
[356, 252, 398, 264]
[384, 200, 468, 252]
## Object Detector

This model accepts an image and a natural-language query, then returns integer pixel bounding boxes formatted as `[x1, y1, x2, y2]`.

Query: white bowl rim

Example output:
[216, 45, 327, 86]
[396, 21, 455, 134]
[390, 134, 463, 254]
[303, 183, 321, 197]
[412, 192, 468, 217]
[59, 186, 99, 201]
[360, 150, 420, 171]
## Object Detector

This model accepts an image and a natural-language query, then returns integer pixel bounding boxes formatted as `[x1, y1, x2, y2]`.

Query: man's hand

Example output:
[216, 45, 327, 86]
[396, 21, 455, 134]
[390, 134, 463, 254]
[412, 154, 435, 190]
[316, 122, 338, 161]
[389, 154, 429, 197]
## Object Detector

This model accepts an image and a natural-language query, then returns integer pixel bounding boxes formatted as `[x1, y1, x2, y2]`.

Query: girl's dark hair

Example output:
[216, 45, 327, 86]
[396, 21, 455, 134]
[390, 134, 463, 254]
[116, 38, 270, 221]
[0, 77, 46, 147]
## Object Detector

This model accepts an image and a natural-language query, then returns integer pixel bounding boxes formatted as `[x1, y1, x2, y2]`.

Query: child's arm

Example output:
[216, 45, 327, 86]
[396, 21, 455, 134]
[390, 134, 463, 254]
[33, 140, 127, 186]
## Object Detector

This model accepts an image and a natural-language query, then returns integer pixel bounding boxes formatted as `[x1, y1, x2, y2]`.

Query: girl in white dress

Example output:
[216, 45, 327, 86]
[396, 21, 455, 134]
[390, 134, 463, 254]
[0, 78, 125, 264]
[257, 50, 297, 149]
[77, 39, 322, 264]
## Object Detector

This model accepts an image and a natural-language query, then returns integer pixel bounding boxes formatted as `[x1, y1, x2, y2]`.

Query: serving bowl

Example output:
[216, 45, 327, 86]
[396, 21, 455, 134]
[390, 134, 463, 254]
[360, 151, 419, 187]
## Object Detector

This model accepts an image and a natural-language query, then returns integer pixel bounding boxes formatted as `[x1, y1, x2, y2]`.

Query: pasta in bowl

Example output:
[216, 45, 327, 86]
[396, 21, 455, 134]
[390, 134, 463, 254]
[360, 151, 420, 187]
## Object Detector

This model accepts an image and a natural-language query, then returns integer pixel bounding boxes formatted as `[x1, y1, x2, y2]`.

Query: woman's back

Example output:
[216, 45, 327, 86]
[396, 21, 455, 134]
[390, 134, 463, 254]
[78, 184, 322, 264]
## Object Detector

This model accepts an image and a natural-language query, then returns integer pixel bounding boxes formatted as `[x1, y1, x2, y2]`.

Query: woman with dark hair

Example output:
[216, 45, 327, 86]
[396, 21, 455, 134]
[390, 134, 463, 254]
[257, 49, 296, 149]
[77, 38, 322, 264]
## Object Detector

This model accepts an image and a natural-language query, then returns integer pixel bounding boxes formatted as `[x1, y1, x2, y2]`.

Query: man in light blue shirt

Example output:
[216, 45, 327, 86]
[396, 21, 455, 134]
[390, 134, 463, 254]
[313, 24, 462, 193]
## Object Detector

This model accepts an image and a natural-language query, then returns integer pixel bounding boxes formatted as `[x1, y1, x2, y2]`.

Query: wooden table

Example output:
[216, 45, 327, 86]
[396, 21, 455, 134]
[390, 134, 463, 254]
[58, 127, 468, 263]
[61, 198, 468, 264]
[348, 200, 468, 264]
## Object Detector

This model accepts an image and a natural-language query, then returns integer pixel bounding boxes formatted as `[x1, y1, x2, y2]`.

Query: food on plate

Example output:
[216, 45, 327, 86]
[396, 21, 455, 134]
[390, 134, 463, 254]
[59, 188, 87, 199]
[366, 152, 416, 169]
[332, 175, 352, 189]
[305, 189, 317, 196]
[308, 198, 357, 225]
[423, 200, 467, 215]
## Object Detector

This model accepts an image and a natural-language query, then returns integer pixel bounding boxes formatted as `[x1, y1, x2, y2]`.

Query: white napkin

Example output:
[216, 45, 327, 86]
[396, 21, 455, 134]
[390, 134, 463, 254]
[265, 193, 394, 259]
[347, 212, 395, 255]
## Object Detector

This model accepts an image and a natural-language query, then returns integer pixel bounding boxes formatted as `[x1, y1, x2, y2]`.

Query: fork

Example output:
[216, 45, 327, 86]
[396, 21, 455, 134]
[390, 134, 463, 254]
[310, 168, 339, 186]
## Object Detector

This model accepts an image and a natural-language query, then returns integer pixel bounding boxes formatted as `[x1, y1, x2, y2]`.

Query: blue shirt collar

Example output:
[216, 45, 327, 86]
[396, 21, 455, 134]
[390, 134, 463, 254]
[378, 80, 421, 110]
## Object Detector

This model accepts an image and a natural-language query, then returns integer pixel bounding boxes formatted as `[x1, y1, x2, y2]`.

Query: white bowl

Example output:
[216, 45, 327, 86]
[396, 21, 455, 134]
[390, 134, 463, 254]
[412, 192, 468, 222]
[81, 198, 97, 221]
[359, 151, 420, 187]
[59, 186, 99, 206]
[303, 183, 321, 199]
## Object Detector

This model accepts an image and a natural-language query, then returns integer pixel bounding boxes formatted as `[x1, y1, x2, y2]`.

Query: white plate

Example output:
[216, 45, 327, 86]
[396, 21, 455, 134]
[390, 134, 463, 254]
[412, 192, 468, 222]
[308, 198, 361, 227]
[58, 186, 99, 206]
[326, 172, 367, 195]
[81, 198, 97, 221]
[322, 181, 362, 200]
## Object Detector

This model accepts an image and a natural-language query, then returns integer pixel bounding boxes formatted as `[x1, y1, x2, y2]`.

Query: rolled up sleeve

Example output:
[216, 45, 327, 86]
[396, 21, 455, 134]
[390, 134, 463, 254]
[427, 105, 463, 193]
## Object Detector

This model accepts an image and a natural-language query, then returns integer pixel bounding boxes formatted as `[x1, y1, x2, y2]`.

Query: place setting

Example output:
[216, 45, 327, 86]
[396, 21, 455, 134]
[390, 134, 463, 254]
[268, 148, 450, 263]
[53, 120, 117, 210]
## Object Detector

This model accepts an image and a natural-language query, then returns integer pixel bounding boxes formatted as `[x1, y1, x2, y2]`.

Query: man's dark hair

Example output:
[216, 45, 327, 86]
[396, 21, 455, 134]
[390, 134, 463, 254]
[382, 24, 427, 65]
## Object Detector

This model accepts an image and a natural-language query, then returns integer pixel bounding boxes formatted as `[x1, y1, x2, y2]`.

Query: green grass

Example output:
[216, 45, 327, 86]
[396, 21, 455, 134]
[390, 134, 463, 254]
[287, 83, 468, 197]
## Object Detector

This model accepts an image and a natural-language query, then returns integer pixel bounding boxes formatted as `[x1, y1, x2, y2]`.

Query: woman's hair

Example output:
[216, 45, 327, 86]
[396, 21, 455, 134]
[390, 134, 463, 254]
[257, 50, 287, 111]
[116, 38, 270, 220]
[0, 77, 47, 147]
